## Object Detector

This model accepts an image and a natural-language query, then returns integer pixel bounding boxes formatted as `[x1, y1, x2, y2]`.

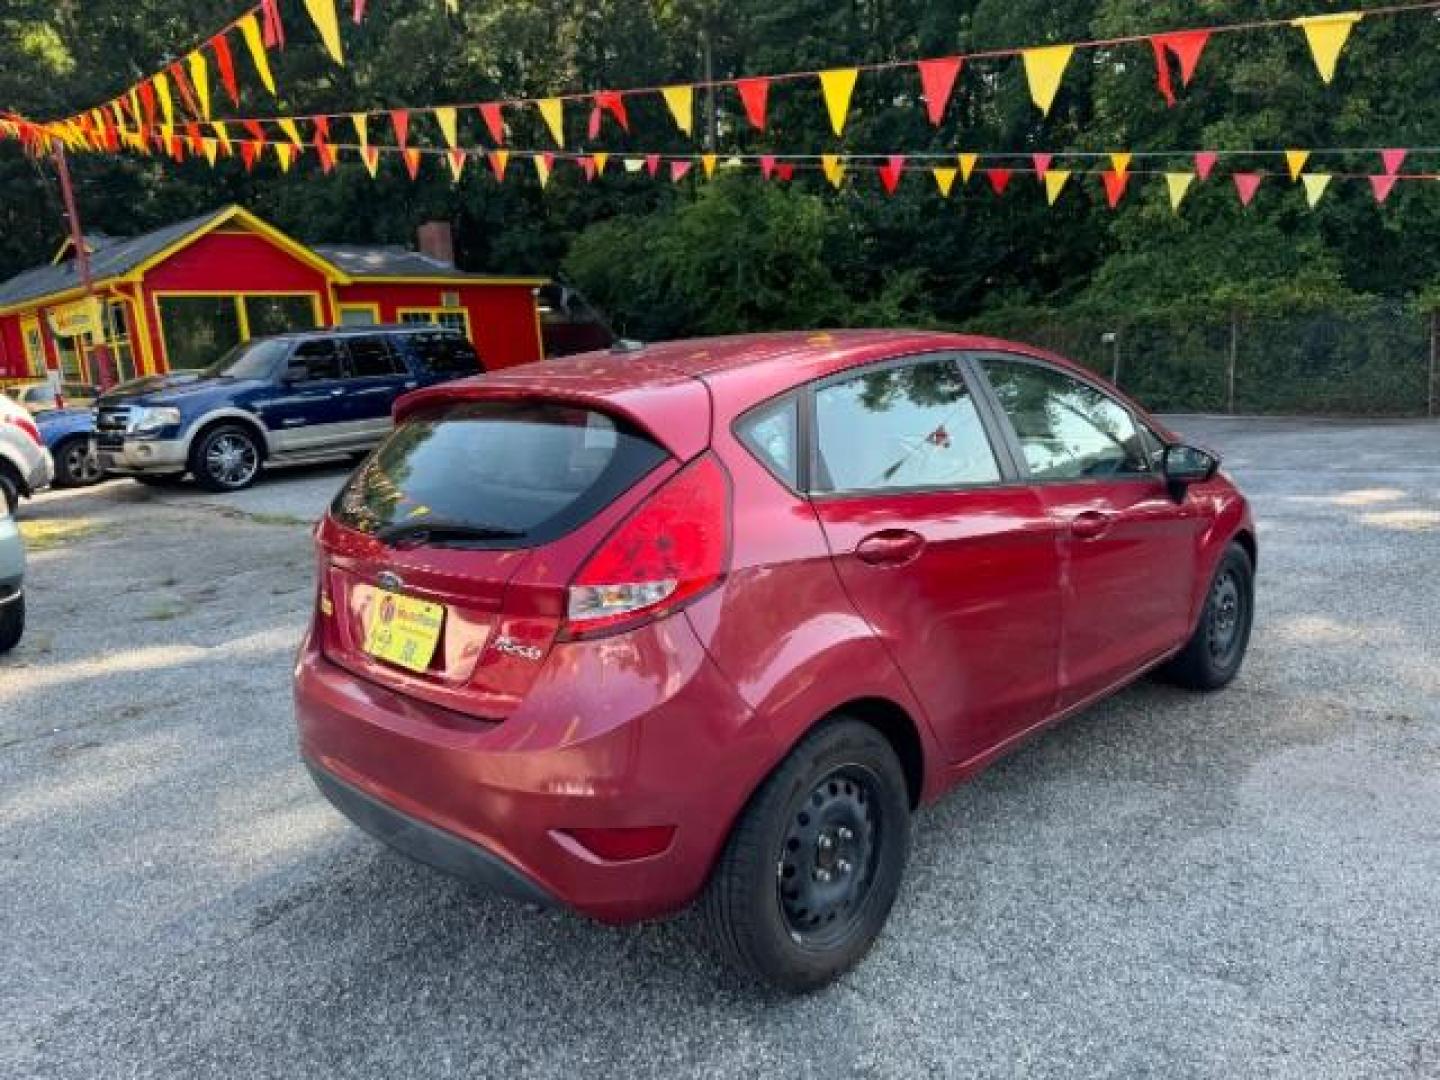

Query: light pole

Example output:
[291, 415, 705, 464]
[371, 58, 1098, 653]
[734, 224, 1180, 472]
[1102, 331, 1121, 386]
[51, 140, 116, 390]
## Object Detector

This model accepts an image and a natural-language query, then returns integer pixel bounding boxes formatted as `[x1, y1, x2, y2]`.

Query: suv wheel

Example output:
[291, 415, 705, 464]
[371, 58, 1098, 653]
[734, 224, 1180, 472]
[1160, 543, 1255, 690]
[0, 594, 23, 654]
[190, 425, 262, 492]
[702, 718, 911, 993]
[54, 437, 103, 487]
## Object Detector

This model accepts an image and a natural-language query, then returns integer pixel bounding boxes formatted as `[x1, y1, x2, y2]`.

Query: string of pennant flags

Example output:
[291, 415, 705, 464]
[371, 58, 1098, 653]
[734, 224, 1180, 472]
[5, 1, 1438, 160]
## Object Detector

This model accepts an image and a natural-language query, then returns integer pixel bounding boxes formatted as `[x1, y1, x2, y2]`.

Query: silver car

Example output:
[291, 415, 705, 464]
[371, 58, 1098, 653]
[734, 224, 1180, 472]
[0, 505, 22, 653]
[1, 392, 55, 514]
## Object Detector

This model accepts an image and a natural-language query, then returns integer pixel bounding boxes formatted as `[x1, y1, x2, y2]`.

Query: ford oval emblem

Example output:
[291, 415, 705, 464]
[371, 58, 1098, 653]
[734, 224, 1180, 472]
[376, 571, 404, 591]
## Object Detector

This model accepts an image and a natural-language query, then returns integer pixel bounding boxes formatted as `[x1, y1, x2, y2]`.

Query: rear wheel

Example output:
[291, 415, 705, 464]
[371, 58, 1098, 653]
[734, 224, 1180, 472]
[702, 718, 911, 993]
[1161, 543, 1255, 691]
[190, 424, 262, 492]
[0, 594, 23, 654]
[53, 437, 102, 487]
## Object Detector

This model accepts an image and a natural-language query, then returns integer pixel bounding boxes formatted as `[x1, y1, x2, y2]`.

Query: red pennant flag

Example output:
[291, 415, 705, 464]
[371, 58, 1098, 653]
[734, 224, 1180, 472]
[169, 135, 186, 162]
[587, 105, 602, 141]
[759, 154, 777, 180]
[879, 155, 906, 195]
[488, 150, 508, 181]
[579, 155, 597, 181]
[594, 91, 629, 132]
[1031, 154, 1052, 178]
[353, 0, 367, 23]
[671, 159, 693, 182]
[1151, 30, 1210, 106]
[987, 169, 1013, 195]
[313, 116, 335, 172]
[916, 57, 962, 127]
[212, 35, 239, 105]
[645, 153, 661, 178]
[242, 119, 267, 146]
[1370, 174, 1399, 204]
[447, 147, 467, 179]
[776, 163, 795, 182]
[402, 147, 422, 180]
[1381, 149, 1407, 176]
[478, 103, 505, 144]
[736, 78, 770, 131]
[1195, 151, 1218, 181]
[240, 140, 259, 170]
[139, 81, 157, 131]
[1101, 169, 1130, 209]
[261, 0, 285, 48]
[390, 109, 409, 149]
[169, 62, 202, 119]
[185, 121, 204, 154]
[1234, 172, 1262, 207]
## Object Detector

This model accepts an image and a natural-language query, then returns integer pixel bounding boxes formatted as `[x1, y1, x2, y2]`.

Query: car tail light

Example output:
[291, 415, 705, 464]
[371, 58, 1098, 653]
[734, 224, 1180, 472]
[564, 453, 731, 638]
[3, 413, 42, 447]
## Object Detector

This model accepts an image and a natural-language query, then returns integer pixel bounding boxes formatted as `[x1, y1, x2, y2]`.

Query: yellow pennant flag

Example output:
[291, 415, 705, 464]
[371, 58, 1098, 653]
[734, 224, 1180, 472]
[351, 113, 369, 152]
[154, 72, 175, 141]
[534, 155, 552, 189]
[1022, 45, 1073, 116]
[187, 52, 211, 120]
[361, 145, 381, 178]
[275, 143, 296, 172]
[210, 121, 232, 155]
[700, 153, 718, 179]
[434, 106, 459, 148]
[278, 118, 304, 148]
[821, 153, 845, 189]
[1293, 13, 1363, 84]
[818, 68, 859, 136]
[593, 152, 609, 176]
[536, 98, 565, 147]
[201, 138, 218, 166]
[933, 166, 958, 197]
[1044, 169, 1071, 205]
[1286, 149, 1310, 181]
[238, 15, 276, 95]
[1166, 172, 1195, 212]
[661, 86, 694, 136]
[958, 153, 978, 183]
[303, 0, 345, 64]
[128, 87, 143, 131]
[1302, 173, 1332, 208]
[1110, 152, 1132, 177]
[447, 149, 466, 183]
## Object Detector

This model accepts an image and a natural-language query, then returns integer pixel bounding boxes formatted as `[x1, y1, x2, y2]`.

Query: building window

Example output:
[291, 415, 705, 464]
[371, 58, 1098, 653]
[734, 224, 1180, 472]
[245, 295, 319, 337]
[398, 307, 472, 340]
[102, 300, 138, 383]
[339, 304, 379, 326]
[157, 296, 242, 371]
[20, 318, 45, 377]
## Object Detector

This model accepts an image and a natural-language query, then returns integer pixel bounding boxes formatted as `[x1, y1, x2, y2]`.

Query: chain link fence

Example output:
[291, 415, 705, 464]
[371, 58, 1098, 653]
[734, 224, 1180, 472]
[964, 304, 1440, 417]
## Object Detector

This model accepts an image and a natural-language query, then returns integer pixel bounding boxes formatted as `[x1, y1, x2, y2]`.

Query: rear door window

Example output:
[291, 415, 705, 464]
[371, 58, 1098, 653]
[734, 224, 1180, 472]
[400, 332, 482, 378]
[291, 339, 345, 382]
[331, 401, 668, 547]
[345, 335, 403, 378]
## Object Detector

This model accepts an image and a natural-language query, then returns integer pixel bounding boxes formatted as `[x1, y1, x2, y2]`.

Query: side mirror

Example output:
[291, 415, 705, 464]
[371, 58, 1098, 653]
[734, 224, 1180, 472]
[1163, 443, 1220, 499]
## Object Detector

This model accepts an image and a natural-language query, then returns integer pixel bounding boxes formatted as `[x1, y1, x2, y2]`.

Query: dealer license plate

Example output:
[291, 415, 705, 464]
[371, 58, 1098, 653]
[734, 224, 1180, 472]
[363, 589, 445, 673]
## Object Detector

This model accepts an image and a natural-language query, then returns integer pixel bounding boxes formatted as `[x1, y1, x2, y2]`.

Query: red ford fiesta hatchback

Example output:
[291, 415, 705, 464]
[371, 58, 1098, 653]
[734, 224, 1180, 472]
[295, 331, 1256, 991]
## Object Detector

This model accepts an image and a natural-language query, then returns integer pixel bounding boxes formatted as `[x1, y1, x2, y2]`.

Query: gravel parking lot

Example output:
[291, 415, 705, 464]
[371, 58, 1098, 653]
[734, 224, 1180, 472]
[3, 417, 1438, 1079]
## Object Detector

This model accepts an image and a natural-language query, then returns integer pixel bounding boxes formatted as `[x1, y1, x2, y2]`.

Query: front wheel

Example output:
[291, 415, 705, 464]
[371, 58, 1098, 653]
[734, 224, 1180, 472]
[1160, 543, 1255, 691]
[0, 594, 23, 654]
[190, 425, 262, 492]
[53, 437, 103, 487]
[702, 718, 912, 993]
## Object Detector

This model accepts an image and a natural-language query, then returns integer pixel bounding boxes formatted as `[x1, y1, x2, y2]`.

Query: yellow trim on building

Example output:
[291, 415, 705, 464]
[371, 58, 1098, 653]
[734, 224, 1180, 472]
[350, 275, 549, 287]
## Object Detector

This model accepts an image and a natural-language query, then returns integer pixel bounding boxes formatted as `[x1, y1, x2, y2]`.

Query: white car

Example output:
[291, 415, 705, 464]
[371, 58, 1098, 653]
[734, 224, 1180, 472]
[0, 503, 23, 653]
[0, 392, 55, 514]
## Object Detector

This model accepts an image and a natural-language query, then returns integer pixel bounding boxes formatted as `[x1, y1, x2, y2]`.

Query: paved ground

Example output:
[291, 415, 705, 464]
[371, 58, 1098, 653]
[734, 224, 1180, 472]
[2, 418, 1438, 1079]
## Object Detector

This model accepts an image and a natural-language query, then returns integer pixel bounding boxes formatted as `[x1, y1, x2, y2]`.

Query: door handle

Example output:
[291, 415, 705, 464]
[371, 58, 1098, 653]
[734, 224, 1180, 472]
[330, 388, 346, 396]
[1070, 511, 1114, 541]
[855, 530, 926, 567]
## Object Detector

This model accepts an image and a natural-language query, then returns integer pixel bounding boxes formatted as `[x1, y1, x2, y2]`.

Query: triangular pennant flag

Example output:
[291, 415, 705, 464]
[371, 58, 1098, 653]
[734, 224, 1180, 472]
[987, 169, 1013, 195]
[536, 98, 565, 147]
[932, 166, 958, 197]
[1286, 150, 1310, 181]
[210, 121, 232, 155]
[488, 149, 510, 181]
[818, 68, 859, 136]
[579, 155, 597, 181]
[594, 91, 629, 132]
[959, 153, 978, 183]
[1032, 153, 1053, 178]
[646, 154, 661, 178]
[278, 117, 304, 148]
[700, 153, 718, 179]
[187, 52, 211, 120]
[390, 109, 409, 149]
[670, 159, 692, 182]
[351, 113, 368, 151]
[917, 57, 962, 127]
[238, 15, 276, 95]
[447, 147, 466, 183]
[821, 153, 846, 189]
[479, 102, 505, 144]
[1166, 172, 1195, 211]
[535, 152, 555, 188]
[736, 78, 770, 131]
[1234, 172, 1263, 207]
[316, 135, 337, 173]
[760, 155, 777, 180]
[212, 35, 239, 105]
[1370, 174, 1398, 204]
[138, 82, 156, 134]
[1150, 30, 1210, 106]
[1293, 13, 1363, 84]
[1195, 151, 1218, 181]
[275, 142, 297, 172]
[623, 157, 644, 174]
[1302, 173, 1332, 208]
[1101, 169, 1130, 209]
[403, 146, 422, 180]
[242, 118, 267, 147]
[1044, 170, 1070, 205]
[353, 0, 367, 23]
[1381, 149, 1407, 176]
[154, 73, 175, 141]
[261, 0, 285, 48]
[661, 86, 694, 136]
[593, 152, 609, 177]
[1110, 152, 1132, 177]
[879, 155, 906, 195]
[1021, 45, 1073, 116]
[201, 137, 218, 166]
[360, 144, 380, 177]
[240, 140, 259, 171]
[303, 0, 345, 64]
[434, 106, 459, 148]
[169, 61, 202, 120]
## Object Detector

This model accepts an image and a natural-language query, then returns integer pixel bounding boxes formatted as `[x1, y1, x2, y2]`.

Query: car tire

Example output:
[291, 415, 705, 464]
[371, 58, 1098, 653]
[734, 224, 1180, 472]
[189, 424, 262, 492]
[702, 718, 911, 993]
[53, 437, 103, 487]
[0, 594, 23, 654]
[0, 467, 19, 516]
[1160, 543, 1255, 691]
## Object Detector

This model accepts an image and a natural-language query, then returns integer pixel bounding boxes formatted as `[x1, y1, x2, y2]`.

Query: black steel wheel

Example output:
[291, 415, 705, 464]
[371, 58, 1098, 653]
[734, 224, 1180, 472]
[1161, 542, 1255, 691]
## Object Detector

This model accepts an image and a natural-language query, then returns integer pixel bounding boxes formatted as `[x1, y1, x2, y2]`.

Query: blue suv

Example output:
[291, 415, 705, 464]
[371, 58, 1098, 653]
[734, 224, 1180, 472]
[94, 325, 482, 491]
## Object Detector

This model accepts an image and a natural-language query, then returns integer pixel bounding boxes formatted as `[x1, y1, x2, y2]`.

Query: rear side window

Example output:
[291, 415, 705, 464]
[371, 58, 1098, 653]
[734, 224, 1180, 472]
[345, 336, 403, 378]
[736, 396, 799, 488]
[400, 332, 482, 378]
[331, 401, 668, 547]
[292, 339, 344, 381]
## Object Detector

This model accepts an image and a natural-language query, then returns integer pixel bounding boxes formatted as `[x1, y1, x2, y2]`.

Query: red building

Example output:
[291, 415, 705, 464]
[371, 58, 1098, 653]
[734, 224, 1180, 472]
[0, 205, 547, 383]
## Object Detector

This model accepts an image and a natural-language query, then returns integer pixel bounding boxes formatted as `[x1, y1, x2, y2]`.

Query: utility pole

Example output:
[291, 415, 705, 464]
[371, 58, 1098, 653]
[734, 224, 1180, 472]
[51, 140, 115, 390]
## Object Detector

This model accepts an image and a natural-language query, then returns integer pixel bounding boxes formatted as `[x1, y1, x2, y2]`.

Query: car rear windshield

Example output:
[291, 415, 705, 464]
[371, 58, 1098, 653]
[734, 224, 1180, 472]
[331, 400, 668, 548]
